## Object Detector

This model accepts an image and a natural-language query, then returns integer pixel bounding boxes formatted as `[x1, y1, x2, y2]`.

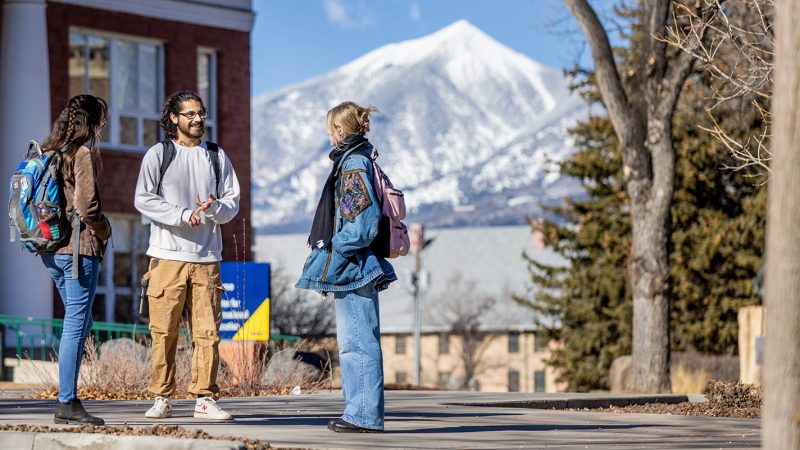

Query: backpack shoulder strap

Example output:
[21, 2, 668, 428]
[206, 141, 220, 198]
[156, 139, 175, 195]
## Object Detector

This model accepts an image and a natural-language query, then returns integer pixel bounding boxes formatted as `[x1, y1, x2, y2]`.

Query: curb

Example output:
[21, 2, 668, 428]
[0, 431, 245, 450]
[448, 394, 697, 410]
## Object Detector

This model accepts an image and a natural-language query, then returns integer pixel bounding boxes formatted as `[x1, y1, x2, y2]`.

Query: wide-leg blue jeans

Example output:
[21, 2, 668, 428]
[41, 253, 100, 403]
[334, 283, 384, 430]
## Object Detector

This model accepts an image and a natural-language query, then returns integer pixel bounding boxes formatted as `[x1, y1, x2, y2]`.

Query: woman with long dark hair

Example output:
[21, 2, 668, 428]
[40, 94, 111, 425]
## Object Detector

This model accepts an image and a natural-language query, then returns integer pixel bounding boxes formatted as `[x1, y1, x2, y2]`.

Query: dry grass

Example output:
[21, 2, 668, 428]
[670, 364, 711, 394]
[26, 335, 333, 400]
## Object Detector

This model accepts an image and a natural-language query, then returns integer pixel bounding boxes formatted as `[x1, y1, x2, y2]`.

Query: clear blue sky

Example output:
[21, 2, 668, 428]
[251, 0, 599, 97]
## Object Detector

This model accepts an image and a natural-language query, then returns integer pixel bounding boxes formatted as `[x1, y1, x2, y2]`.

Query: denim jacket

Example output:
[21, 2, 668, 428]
[296, 149, 397, 293]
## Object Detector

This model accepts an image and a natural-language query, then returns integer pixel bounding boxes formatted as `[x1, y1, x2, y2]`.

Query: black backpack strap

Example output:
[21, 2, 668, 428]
[157, 140, 175, 195]
[157, 140, 220, 197]
[206, 142, 221, 198]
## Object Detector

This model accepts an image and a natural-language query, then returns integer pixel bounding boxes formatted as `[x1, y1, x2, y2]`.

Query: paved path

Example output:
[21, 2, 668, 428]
[0, 391, 761, 449]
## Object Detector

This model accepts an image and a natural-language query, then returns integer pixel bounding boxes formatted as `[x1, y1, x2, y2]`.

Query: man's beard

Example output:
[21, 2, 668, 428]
[178, 122, 204, 139]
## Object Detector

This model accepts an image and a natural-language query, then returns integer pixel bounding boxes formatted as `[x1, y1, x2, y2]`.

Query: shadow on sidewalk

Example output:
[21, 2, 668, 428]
[388, 423, 667, 434]
[387, 411, 520, 419]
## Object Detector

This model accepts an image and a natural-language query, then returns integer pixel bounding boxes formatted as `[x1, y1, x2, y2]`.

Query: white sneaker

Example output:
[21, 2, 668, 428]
[194, 397, 232, 421]
[144, 396, 173, 419]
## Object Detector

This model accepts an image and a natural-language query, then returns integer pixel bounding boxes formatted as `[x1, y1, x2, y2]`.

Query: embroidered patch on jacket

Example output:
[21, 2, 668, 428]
[340, 169, 372, 222]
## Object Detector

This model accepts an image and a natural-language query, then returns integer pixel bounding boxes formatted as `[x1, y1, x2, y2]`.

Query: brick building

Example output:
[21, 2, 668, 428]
[0, 0, 253, 325]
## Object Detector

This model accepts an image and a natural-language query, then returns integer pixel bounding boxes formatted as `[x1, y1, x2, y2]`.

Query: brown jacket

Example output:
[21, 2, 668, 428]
[55, 146, 111, 257]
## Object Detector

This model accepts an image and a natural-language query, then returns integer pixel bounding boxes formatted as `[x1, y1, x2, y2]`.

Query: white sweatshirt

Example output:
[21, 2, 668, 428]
[134, 140, 241, 263]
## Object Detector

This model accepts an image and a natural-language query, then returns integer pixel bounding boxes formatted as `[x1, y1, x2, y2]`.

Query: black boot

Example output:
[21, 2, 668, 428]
[327, 418, 383, 433]
[54, 399, 104, 425]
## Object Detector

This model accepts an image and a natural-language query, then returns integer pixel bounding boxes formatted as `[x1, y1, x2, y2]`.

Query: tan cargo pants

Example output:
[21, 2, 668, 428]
[145, 258, 224, 398]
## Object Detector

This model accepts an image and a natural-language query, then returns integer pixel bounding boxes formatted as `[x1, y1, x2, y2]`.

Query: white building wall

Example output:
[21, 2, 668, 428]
[0, 0, 54, 318]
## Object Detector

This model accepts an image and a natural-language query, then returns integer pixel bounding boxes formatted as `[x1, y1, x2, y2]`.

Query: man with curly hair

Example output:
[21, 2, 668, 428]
[134, 90, 240, 421]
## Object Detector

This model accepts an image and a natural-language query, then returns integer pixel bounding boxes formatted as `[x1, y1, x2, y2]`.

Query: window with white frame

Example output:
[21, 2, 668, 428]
[395, 335, 406, 354]
[197, 48, 217, 142]
[69, 30, 164, 151]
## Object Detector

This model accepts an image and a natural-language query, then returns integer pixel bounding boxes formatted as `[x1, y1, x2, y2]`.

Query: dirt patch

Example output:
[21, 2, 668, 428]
[0, 423, 282, 449]
[592, 380, 762, 418]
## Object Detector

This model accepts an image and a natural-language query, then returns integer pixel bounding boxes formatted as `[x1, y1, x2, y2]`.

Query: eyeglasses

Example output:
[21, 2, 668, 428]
[176, 110, 208, 120]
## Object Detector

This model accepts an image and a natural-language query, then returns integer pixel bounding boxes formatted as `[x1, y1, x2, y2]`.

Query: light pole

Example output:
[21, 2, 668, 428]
[409, 223, 432, 386]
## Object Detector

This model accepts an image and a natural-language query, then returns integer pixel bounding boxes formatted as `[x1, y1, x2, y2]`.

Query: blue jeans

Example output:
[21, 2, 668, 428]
[41, 254, 100, 403]
[334, 283, 384, 430]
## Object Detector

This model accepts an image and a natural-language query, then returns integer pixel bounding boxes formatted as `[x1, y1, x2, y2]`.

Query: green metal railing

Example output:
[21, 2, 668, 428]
[0, 314, 301, 359]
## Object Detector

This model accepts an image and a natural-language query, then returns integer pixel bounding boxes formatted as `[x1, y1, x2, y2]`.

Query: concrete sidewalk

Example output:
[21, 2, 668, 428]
[0, 391, 761, 449]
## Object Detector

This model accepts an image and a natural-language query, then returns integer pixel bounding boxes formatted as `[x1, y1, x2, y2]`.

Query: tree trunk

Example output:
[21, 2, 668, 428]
[629, 121, 674, 393]
[564, 0, 694, 393]
[764, 0, 800, 447]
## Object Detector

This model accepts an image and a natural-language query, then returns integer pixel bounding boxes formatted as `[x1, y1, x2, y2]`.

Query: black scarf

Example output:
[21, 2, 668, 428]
[307, 134, 369, 250]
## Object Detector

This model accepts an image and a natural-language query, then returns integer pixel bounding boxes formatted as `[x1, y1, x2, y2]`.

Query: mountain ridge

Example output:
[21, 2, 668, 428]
[251, 20, 587, 233]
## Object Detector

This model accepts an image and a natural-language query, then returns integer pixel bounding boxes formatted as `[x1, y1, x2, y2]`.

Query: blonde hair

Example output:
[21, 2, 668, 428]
[327, 101, 379, 146]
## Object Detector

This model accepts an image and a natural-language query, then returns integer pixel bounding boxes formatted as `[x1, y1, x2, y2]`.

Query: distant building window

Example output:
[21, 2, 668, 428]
[197, 48, 217, 142]
[395, 371, 407, 384]
[508, 370, 520, 392]
[438, 372, 450, 389]
[69, 31, 164, 150]
[534, 370, 546, 392]
[469, 379, 481, 392]
[508, 331, 520, 353]
[534, 333, 548, 352]
[438, 333, 449, 354]
[395, 335, 406, 354]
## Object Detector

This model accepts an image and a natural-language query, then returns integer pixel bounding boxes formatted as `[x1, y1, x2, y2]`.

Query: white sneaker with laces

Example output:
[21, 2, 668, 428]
[194, 397, 232, 420]
[144, 396, 173, 419]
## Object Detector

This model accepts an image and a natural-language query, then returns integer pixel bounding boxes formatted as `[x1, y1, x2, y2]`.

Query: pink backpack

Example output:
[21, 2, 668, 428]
[369, 157, 409, 258]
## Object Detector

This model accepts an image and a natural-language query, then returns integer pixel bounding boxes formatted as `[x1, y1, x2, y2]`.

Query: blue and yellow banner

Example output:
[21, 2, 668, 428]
[219, 262, 271, 341]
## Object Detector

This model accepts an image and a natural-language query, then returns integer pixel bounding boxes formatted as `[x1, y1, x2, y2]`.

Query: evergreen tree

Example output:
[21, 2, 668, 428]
[519, 112, 632, 392]
[669, 80, 765, 354]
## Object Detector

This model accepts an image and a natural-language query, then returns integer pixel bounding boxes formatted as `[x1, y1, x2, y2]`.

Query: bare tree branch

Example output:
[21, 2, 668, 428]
[564, 0, 634, 146]
[663, 0, 774, 174]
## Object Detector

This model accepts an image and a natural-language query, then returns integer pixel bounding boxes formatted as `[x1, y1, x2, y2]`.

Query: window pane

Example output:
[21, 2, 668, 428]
[535, 371, 546, 392]
[99, 118, 110, 143]
[92, 294, 106, 322]
[120, 116, 138, 145]
[395, 335, 406, 354]
[198, 52, 211, 115]
[508, 370, 520, 392]
[395, 371, 407, 384]
[114, 252, 132, 287]
[88, 36, 110, 101]
[140, 44, 158, 112]
[116, 40, 138, 111]
[97, 260, 107, 287]
[509, 332, 519, 353]
[143, 119, 159, 145]
[439, 333, 449, 354]
[69, 33, 87, 97]
[205, 124, 214, 141]
[114, 294, 133, 324]
[534, 333, 547, 352]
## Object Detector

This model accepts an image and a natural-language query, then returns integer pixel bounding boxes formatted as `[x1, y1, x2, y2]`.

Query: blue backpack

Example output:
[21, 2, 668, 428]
[8, 140, 74, 254]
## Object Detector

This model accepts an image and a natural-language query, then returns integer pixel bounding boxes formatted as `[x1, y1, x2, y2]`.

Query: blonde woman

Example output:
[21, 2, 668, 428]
[297, 101, 397, 433]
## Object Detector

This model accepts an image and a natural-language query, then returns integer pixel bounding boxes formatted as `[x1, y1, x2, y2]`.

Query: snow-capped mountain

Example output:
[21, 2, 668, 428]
[251, 20, 587, 233]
